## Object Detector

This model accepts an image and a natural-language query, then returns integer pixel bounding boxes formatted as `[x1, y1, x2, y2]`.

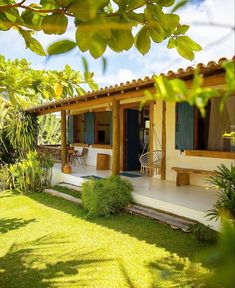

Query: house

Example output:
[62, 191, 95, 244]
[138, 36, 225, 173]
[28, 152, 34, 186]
[27, 56, 235, 188]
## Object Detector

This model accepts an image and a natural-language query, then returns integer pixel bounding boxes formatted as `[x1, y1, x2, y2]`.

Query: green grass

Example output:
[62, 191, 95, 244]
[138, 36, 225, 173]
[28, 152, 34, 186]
[0, 191, 214, 288]
[53, 185, 82, 199]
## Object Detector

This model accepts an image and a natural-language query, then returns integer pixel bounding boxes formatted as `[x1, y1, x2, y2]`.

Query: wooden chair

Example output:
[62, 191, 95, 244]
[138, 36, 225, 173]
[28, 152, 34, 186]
[74, 148, 88, 165]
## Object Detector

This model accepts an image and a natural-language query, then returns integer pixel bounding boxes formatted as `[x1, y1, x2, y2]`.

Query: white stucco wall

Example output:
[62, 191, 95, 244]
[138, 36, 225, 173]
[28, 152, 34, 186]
[154, 101, 235, 186]
[73, 146, 112, 168]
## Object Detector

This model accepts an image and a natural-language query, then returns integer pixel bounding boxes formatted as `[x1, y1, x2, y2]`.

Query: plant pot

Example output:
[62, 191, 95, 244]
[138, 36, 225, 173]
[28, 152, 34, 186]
[63, 164, 72, 174]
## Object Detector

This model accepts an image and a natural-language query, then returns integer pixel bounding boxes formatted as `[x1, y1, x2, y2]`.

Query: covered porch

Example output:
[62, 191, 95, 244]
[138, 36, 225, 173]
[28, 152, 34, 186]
[51, 163, 219, 230]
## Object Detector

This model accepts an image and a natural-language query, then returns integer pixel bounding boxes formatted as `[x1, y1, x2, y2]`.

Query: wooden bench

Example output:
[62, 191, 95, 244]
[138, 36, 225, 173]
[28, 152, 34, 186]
[172, 167, 217, 186]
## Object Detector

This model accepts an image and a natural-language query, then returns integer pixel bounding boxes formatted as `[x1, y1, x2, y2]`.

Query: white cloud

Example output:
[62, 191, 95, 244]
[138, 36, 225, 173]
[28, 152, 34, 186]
[95, 68, 137, 87]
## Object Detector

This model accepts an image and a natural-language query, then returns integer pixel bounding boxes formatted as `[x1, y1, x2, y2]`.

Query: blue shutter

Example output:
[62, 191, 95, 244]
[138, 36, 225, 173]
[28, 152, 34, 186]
[109, 111, 112, 145]
[85, 112, 95, 144]
[175, 103, 194, 150]
[67, 115, 74, 144]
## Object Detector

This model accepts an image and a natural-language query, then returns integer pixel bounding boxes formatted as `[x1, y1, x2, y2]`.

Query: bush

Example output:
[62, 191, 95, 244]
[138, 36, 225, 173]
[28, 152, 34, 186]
[4, 150, 54, 194]
[207, 164, 235, 221]
[81, 175, 133, 217]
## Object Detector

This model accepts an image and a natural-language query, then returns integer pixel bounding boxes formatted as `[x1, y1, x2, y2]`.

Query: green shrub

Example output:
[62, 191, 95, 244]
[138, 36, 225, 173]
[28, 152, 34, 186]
[4, 150, 54, 194]
[81, 175, 133, 217]
[207, 164, 235, 221]
[192, 223, 218, 243]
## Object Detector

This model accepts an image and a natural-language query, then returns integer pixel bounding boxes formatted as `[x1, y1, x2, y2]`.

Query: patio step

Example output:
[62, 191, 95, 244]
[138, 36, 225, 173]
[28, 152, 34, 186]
[44, 188, 81, 204]
[57, 182, 82, 192]
[125, 204, 197, 232]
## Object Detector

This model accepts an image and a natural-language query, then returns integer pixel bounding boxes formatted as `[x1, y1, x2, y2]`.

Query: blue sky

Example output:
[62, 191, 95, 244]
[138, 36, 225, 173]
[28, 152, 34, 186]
[0, 0, 234, 87]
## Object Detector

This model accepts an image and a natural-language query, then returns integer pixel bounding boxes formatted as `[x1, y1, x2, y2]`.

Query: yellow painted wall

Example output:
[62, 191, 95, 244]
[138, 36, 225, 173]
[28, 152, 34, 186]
[154, 101, 235, 186]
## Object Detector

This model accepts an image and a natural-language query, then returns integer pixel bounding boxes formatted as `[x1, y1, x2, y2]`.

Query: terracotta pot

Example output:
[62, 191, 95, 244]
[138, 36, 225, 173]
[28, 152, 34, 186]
[63, 164, 72, 174]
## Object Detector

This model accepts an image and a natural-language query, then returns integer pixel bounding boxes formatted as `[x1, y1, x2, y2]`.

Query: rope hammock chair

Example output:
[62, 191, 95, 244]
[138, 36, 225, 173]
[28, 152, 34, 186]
[139, 125, 162, 176]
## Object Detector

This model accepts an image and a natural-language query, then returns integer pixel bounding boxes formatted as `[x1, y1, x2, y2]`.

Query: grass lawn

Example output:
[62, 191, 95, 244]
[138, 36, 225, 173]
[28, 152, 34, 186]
[0, 191, 213, 288]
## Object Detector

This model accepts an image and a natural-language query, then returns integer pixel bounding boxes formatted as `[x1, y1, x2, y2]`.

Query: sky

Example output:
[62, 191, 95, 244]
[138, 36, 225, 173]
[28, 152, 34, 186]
[0, 0, 234, 88]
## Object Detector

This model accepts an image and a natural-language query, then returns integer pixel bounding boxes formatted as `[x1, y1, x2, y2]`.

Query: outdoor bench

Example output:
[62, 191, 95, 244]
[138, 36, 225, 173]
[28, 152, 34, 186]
[172, 167, 217, 186]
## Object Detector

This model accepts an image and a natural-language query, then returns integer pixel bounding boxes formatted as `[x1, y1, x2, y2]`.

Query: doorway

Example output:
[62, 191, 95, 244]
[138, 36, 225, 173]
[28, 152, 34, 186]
[124, 106, 150, 171]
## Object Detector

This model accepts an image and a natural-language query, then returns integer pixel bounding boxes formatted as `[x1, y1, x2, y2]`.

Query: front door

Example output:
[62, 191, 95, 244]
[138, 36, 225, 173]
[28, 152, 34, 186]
[125, 109, 140, 171]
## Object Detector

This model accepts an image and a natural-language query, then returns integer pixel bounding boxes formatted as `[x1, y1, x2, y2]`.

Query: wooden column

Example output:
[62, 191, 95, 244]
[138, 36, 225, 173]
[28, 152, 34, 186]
[112, 98, 120, 175]
[161, 101, 166, 180]
[61, 110, 67, 172]
[149, 102, 154, 176]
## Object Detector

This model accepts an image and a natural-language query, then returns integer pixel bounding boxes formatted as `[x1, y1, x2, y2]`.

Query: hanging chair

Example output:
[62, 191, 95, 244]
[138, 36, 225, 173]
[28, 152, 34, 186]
[139, 125, 162, 176]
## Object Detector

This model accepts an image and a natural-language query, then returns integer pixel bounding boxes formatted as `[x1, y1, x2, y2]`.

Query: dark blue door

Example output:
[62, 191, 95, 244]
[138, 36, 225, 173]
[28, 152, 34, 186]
[125, 109, 140, 171]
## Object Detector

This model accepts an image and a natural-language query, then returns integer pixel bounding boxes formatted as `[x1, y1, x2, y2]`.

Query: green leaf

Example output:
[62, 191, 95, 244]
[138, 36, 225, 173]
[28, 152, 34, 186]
[55, 0, 73, 7]
[15, 77, 32, 90]
[126, 0, 146, 11]
[174, 24, 189, 35]
[47, 40, 77, 55]
[68, 0, 98, 21]
[175, 37, 194, 60]
[167, 38, 176, 48]
[171, 0, 188, 13]
[158, 0, 175, 7]
[82, 56, 89, 77]
[135, 27, 151, 55]
[149, 26, 165, 43]
[54, 83, 63, 97]
[222, 61, 235, 93]
[107, 29, 134, 52]
[89, 34, 107, 59]
[76, 25, 93, 52]
[21, 10, 43, 31]
[76, 86, 86, 96]
[178, 35, 202, 51]
[28, 38, 47, 56]
[42, 14, 68, 35]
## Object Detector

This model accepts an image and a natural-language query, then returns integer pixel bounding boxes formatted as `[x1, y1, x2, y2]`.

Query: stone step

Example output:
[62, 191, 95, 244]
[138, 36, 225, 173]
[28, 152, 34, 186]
[44, 188, 81, 204]
[57, 182, 82, 192]
[125, 204, 196, 232]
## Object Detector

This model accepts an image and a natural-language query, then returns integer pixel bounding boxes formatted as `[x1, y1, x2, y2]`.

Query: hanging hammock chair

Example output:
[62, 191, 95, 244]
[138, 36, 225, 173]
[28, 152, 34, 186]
[139, 125, 162, 176]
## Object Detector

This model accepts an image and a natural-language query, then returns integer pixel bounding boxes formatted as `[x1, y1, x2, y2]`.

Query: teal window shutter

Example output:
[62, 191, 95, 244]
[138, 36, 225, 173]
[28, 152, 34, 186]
[109, 111, 112, 145]
[67, 115, 74, 144]
[175, 103, 195, 150]
[85, 112, 95, 144]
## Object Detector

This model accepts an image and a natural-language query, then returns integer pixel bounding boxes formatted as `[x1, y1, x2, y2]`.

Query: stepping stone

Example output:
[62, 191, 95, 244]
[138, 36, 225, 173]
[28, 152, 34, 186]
[57, 182, 82, 192]
[44, 188, 81, 204]
[125, 204, 196, 232]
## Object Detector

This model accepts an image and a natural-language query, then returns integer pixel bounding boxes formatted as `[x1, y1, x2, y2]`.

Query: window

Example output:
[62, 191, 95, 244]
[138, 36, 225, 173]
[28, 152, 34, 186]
[175, 96, 235, 152]
[95, 111, 112, 145]
[73, 114, 85, 143]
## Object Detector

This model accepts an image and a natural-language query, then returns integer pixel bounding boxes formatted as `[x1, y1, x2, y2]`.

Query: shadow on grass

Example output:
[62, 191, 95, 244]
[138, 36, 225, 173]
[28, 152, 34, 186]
[28, 192, 210, 260]
[0, 218, 37, 234]
[0, 233, 113, 288]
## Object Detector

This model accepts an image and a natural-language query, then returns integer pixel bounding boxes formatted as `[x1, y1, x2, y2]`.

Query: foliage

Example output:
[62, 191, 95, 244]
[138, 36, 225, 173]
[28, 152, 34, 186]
[4, 150, 54, 193]
[192, 223, 218, 243]
[206, 164, 235, 221]
[81, 175, 133, 217]
[0, 0, 202, 60]
[38, 114, 61, 145]
[6, 108, 39, 158]
[199, 219, 235, 288]
[0, 56, 98, 108]
[142, 60, 235, 117]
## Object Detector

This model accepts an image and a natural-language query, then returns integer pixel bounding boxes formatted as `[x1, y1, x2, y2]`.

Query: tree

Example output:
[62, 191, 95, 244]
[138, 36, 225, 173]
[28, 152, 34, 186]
[0, 56, 98, 107]
[0, 0, 201, 60]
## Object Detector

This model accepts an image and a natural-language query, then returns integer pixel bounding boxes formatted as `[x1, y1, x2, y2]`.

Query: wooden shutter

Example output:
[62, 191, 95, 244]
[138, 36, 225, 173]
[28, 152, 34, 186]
[85, 112, 95, 144]
[67, 115, 74, 144]
[175, 103, 195, 150]
[109, 111, 112, 145]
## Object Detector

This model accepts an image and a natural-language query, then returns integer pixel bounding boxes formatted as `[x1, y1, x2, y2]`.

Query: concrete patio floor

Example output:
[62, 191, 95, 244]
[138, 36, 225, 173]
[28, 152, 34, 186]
[52, 163, 219, 230]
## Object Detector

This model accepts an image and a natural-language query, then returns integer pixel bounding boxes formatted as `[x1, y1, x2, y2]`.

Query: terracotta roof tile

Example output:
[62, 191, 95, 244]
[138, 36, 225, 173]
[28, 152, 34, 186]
[26, 56, 234, 113]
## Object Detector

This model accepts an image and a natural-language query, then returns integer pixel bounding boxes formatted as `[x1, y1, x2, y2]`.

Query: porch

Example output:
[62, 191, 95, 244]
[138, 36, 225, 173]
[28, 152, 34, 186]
[51, 163, 219, 231]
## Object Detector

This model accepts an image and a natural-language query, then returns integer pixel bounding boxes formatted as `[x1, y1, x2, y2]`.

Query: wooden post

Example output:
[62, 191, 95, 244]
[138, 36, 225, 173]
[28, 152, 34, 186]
[112, 98, 120, 175]
[149, 102, 154, 176]
[161, 101, 166, 180]
[61, 110, 67, 172]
